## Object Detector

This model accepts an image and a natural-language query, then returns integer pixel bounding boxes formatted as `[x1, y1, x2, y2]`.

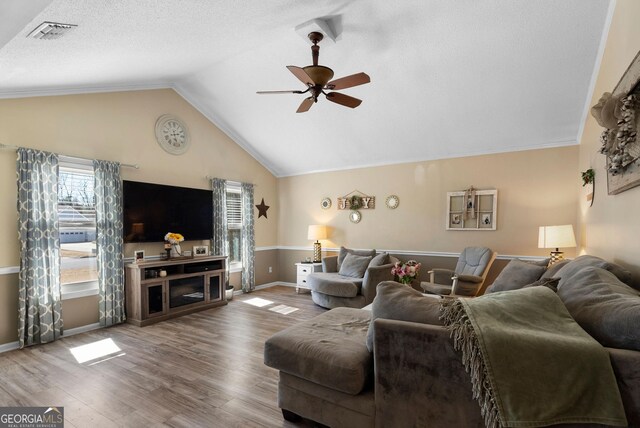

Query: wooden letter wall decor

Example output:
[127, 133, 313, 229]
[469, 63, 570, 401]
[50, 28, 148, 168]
[337, 193, 376, 210]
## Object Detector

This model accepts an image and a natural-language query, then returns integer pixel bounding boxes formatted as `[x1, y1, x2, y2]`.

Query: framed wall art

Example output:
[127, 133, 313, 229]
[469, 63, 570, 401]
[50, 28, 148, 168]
[446, 189, 497, 231]
[591, 50, 640, 195]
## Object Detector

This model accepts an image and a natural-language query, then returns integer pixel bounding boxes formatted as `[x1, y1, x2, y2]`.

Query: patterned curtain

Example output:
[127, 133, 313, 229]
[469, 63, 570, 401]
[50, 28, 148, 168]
[17, 148, 62, 348]
[211, 178, 228, 285]
[94, 160, 125, 326]
[241, 182, 255, 292]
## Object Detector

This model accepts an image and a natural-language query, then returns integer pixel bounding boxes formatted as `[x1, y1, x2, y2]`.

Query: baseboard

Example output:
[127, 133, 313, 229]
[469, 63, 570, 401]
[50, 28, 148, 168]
[65, 322, 102, 336]
[253, 281, 295, 291]
[0, 341, 19, 353]
[0, 322, 103, 354]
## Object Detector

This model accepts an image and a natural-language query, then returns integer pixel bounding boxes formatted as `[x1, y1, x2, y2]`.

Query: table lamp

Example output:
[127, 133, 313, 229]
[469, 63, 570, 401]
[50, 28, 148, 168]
[307, 225, 327, 263]
[538, 225, 576, 265]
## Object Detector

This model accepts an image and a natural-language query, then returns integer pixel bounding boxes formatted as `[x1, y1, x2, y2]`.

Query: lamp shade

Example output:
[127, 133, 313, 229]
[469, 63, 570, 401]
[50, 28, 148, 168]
[538, 225, 576, 249]
[308, 225, 328, 241]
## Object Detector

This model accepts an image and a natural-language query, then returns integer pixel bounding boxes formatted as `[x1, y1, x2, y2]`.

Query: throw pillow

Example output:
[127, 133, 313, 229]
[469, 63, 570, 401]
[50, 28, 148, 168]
[337, 247, 376, 271]
[338, 253, 373, 278]
[522, 277, 560, 292]
[485, 259, 546, 293]
[366, 281, 443, 352]
[553, 255, 632, 289]
[368, 252, 389, 268]
[558, 267, 640, 351]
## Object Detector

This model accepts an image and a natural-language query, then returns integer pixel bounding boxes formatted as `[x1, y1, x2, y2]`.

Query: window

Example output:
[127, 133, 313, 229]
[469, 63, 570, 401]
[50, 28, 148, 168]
[58, 158, 98, 299]
[226, 183, 242, 269]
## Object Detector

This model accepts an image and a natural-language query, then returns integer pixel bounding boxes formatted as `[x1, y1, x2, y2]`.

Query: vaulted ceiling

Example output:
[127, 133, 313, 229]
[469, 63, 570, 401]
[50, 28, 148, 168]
[0, 0, 611, 176]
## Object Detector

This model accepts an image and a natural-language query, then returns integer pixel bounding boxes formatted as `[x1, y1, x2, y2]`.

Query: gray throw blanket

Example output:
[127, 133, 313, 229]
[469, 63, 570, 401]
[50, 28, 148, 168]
[440, 287, 627, 428]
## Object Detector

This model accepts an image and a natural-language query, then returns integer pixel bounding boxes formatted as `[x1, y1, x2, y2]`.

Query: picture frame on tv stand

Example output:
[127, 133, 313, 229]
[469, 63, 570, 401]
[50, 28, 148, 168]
[193, 245, 209, 257]
[134, 250, 145, 263]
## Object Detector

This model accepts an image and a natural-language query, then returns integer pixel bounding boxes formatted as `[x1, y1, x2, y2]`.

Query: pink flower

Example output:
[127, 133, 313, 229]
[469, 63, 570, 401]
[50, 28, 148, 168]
[391, 260, 422, 284]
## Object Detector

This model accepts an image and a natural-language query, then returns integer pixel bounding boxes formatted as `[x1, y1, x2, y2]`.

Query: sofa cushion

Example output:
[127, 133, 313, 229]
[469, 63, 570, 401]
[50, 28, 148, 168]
[308, 272, 362, 297]
[522, 276, 560, 292]
[339, 253, 373, 278]
[264, 307, 372, 395]
[338, 247, 376, 271]
[558, 267, 640, 351]
[366, 281, 443, 351]
[540, 259, 571, 280]
[368, 252, 389, 268]
[527, 258, 551, 267]
[554, 255, 632, 289]
[485, 259, 546, 293]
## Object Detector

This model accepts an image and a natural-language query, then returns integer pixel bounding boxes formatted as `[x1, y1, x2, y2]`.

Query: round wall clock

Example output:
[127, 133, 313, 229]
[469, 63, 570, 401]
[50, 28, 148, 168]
[385, 195, 400, 209]
[349, 210, 362, 223]
[155, 114, 190, 155]
[321, 197, 332, 210]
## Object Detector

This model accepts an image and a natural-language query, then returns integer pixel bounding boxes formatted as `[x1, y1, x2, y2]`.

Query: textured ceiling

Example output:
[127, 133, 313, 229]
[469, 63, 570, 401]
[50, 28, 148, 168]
[0, 0, 611, 176]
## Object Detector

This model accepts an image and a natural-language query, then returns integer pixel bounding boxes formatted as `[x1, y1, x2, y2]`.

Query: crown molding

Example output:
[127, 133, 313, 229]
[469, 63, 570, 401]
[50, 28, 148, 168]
[0, 81, 174, 99]
[576, 0, 616, 145]
[277, 139, 578, 177]
[172, 82, 280, 177]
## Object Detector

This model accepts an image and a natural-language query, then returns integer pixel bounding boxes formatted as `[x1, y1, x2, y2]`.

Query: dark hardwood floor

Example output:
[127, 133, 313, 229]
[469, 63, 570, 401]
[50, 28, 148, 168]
[0, 286, 326, 427]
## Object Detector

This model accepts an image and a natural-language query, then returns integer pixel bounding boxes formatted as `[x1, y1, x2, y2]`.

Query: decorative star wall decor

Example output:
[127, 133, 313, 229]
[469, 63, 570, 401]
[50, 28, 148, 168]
[256, 198, 270, 219]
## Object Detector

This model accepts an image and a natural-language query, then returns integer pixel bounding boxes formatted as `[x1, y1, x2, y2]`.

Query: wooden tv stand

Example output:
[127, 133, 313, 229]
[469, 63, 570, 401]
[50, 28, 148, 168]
[125, 255, 227, 326]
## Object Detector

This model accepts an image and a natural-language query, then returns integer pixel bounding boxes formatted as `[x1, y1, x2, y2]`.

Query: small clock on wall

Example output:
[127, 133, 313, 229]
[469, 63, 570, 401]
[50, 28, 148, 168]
[155, 114, 190, 155]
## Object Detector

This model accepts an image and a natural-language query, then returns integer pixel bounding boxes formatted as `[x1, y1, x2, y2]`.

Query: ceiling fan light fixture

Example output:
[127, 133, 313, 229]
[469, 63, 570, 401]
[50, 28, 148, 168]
[294, 18, 336, 45]
[303, 65, 334, 86]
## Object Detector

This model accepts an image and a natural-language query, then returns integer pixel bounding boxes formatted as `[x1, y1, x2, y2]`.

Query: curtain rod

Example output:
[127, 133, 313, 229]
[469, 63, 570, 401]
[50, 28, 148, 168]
[0, 143, 139, 169]
[205, 176, 257, 186]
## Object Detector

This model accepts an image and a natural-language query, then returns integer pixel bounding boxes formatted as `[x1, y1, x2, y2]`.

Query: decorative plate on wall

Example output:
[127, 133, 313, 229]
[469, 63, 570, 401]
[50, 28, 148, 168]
[349, 210, 362, 223]
[321, 197, 332, 210]
[385, 195, 400, 209]
[155, 114, 190, 155]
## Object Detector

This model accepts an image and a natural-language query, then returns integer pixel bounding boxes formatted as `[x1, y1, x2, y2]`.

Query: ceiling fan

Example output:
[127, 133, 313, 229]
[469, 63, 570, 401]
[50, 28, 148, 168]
[257, 32, 370, 113]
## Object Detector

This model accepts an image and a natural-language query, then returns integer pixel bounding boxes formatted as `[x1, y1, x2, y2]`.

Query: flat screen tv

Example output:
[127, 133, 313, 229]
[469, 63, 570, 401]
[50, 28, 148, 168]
[123, 180, 213, 243]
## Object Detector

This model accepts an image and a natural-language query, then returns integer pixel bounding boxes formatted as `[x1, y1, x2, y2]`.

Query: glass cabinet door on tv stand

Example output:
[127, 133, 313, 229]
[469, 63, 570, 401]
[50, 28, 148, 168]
[142, 282, 166, 318]
[125, 255, 227, 326]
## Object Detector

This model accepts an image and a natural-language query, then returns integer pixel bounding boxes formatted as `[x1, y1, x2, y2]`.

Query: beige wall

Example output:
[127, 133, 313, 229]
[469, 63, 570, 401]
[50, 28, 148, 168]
[577, 0, 640, 281]
[278, 147, 579, 280]
[0, 89, 278, 346]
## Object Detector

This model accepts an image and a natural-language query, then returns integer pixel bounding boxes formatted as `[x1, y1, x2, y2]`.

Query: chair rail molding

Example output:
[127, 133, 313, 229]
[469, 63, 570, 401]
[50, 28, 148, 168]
[0, 249, 547, 277]
[0, 266, 19, 275]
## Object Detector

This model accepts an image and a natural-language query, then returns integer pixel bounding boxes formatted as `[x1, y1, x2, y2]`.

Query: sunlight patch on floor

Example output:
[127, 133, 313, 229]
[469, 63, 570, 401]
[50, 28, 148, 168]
[269, 304, 299, 315]
[242, 297, 274, 307]
[70, 338, 124, 364]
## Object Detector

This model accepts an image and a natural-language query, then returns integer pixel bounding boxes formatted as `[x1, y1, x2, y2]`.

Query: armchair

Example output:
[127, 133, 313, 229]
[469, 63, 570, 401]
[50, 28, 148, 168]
[307, 249, 399, 309]
[422, 247, 496, 297]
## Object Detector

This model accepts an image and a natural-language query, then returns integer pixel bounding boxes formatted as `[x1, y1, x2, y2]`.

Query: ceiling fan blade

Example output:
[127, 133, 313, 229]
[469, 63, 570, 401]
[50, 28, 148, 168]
[257, 90, 304, 94]
[287, 65, 315, 86]
[326, 92, 362, 109]
[296, 97, 314, 113]
[325, 72, 370, 90]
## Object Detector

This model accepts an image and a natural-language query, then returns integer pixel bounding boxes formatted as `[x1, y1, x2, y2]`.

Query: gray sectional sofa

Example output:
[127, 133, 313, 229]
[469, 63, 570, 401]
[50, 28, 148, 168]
[264, 255, 640, 427]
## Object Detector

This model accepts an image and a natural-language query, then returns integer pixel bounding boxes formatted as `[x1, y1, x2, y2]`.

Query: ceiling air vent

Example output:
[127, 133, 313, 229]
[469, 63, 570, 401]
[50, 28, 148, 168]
[27, 21, 77, 40]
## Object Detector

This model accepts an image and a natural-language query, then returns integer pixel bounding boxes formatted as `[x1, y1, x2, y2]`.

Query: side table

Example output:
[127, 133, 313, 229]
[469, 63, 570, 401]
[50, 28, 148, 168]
[295, 262, 323, 293]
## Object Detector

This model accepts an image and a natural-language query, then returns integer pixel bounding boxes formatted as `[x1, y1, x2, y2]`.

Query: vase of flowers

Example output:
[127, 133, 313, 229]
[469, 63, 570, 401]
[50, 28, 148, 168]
[391, 260, 422, 285]
[165, 232, 184, 258]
